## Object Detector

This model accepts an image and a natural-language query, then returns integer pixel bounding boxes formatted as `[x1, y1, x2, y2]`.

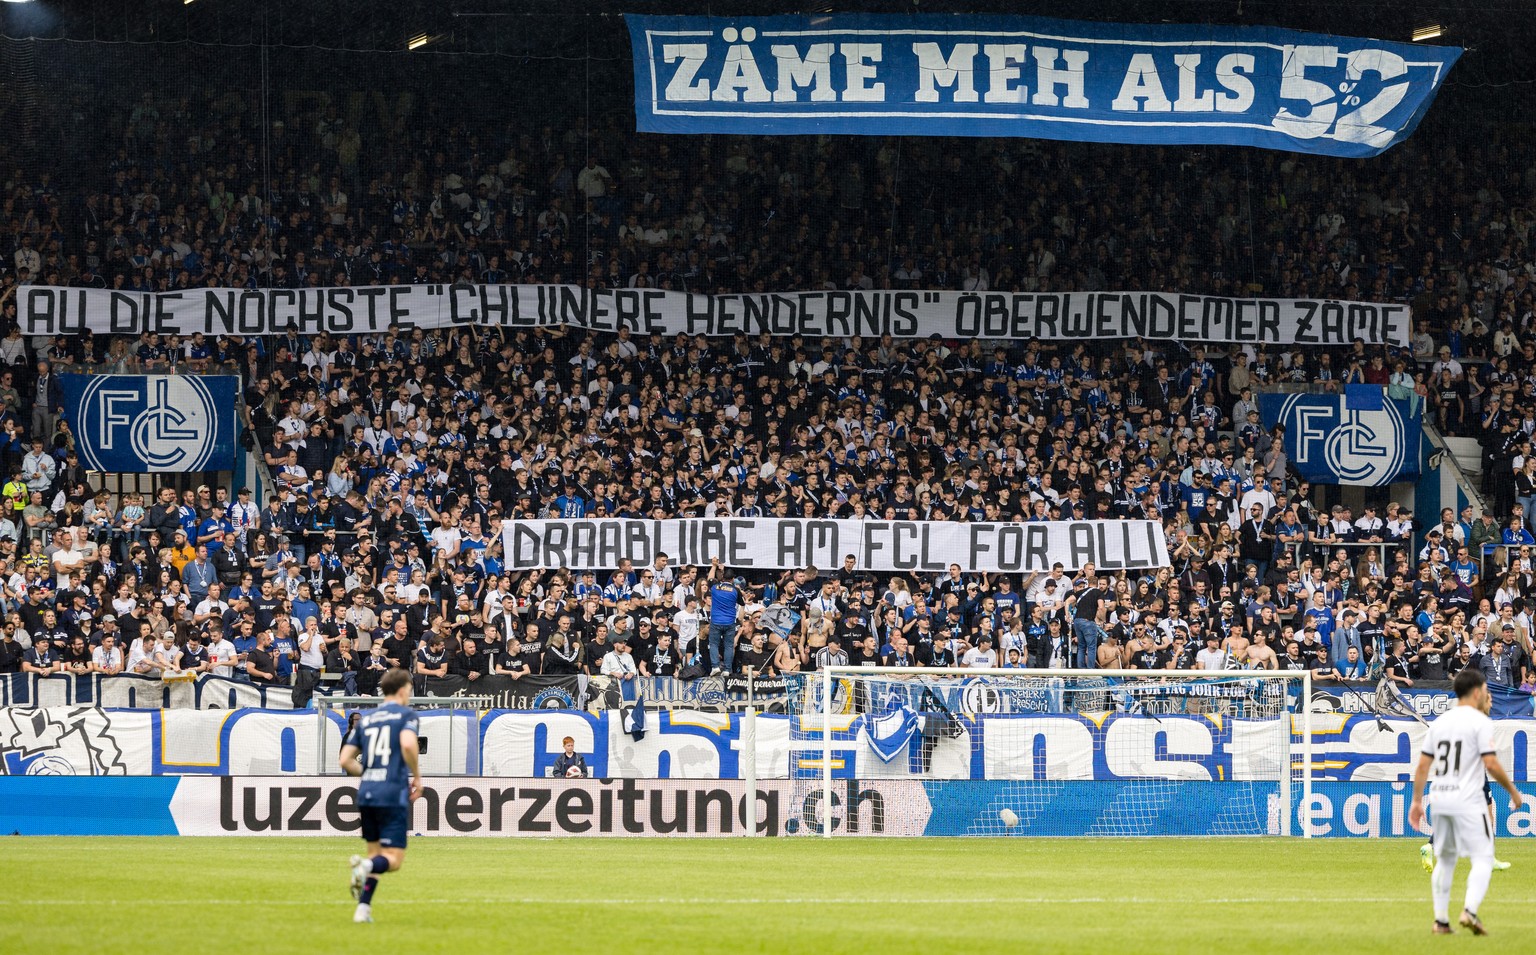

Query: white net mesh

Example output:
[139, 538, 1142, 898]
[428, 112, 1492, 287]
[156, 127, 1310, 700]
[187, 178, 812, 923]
[319, 696, 485, 777]
[782, 669, 1306, 837]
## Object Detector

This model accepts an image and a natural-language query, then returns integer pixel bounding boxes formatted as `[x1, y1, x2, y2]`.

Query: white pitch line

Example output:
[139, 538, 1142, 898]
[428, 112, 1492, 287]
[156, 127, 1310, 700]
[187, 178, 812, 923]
[0, 897, 1518, 906]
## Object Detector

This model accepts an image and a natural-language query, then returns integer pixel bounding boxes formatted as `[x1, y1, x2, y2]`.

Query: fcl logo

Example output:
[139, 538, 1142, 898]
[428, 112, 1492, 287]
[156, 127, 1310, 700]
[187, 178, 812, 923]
[1281, 394, 1408, 486]
[76, 376, 221, 472]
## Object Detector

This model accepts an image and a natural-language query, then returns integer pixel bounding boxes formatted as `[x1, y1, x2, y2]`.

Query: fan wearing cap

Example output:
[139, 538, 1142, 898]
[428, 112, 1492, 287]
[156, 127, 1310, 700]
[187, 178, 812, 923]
[1430, 346, 1464, 382]
[1035, 576, 1064, 617]
[228, 486, 259, 544]
[813, 633, 850, 671]
[962, 631, 998, 669]
[600, 636, 638, 681]
[569, 568, 601, 603]
[21, 630, 59, 675]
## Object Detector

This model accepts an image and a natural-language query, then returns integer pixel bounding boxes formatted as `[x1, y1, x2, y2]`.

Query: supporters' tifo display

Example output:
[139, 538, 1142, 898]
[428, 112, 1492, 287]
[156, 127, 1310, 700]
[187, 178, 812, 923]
[2, 0, 1535, 946]
[1259, 390, 1422, 486]
[6, 673, 1536, 786]
[17, 284, 1412, 345]
[499, 517, 1169, 571]
[626, 14, 1459, 156]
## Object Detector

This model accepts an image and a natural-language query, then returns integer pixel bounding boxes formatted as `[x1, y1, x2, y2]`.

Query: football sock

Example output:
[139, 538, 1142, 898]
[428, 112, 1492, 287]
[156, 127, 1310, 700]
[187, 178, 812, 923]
[1432, 852, 1456, 924]
[1464, 859, 1493, 916]
[371, 855, 390, 874]
[360, 877, 379, 905]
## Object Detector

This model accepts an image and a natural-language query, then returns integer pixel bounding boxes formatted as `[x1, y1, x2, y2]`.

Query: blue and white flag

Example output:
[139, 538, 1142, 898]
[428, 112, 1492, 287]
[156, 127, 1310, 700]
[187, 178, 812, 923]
[61, 375, 239, 474]
[864, 687, 921, 763]
[1259, 390, 1421, 486]
[626, 14, 1459, 157]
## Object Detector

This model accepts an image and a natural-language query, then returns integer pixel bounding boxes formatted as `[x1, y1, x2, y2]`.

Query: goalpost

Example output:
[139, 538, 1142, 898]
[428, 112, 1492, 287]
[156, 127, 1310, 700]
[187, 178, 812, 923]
[787, 667, 1312, 838]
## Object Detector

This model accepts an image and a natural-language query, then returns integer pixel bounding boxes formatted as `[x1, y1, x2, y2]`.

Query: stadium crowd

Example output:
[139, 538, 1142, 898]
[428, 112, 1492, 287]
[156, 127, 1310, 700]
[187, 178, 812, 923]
[0, 94, 1534, 700]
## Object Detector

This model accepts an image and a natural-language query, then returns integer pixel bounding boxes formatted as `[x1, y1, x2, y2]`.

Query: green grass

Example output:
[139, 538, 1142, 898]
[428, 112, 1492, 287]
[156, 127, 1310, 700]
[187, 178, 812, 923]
[0, 837, 1531, 954]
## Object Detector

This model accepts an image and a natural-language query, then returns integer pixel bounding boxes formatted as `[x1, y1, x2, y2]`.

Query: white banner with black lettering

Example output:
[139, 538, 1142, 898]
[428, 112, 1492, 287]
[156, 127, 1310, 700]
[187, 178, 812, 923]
[500, 518, 1168, 573]
[17, 285, 1409, 346]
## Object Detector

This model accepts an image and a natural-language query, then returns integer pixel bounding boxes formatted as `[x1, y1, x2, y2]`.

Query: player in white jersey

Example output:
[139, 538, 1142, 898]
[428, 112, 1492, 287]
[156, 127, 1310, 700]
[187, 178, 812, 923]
[1419, 779, 1513, 873]
[1409, 668, 1522, 936]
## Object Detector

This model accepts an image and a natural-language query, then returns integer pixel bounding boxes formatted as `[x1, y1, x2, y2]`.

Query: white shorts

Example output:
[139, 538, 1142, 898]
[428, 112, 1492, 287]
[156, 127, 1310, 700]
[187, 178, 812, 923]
[1431, 810, 1495, 862]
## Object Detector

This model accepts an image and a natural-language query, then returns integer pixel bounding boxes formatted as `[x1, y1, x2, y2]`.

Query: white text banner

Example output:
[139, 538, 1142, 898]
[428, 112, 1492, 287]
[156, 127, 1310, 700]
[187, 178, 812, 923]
[500, 518, 1169, 573]
[18, 285, 1409, 346]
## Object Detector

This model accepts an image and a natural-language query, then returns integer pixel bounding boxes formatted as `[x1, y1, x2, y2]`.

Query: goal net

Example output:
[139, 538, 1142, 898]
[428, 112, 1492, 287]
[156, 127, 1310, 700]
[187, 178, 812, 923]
[781, 668, 1312, 837]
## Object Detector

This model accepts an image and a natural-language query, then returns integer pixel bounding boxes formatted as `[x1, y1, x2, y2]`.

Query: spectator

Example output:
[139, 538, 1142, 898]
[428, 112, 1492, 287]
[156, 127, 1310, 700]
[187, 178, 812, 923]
[91, 633, 123, 675]
[414, 633, 448, 682]
[21, 633, 58, 674]
[813, 634, 849, 671]
[246, 631, 279, 686]
[206, 624, 237, 680]
[1482, 633, 1519, 686]
[600, 636, 638, 681]
[963, 633, 998, 668]
[149, 632, 183, 677]
[447, 635, 487, 685]
[494, 635, 530, 680]
[5, 77, 1536, 718]
[326, 635, 362, 696]
[1194, 634, 1226, 671]
[706, 573, 740, 676]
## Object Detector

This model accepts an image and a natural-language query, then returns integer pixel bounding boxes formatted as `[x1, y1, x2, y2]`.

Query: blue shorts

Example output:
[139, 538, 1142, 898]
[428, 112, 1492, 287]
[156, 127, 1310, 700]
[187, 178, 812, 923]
[359, 804, 410, 850]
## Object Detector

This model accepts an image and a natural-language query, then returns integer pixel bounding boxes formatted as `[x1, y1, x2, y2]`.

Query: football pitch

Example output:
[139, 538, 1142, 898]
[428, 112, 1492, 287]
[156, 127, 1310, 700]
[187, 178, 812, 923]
[1, 837, 1531, 954]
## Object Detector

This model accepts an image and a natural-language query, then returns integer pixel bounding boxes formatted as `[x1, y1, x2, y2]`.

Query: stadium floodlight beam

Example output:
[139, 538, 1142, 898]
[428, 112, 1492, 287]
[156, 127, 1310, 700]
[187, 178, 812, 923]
[407, 33, 435, 50]
[1412, 24, 1443, 42]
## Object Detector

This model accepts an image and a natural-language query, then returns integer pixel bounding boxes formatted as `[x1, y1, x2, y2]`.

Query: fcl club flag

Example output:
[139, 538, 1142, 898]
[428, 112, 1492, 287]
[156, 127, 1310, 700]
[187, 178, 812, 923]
[61, 375, 239, 473]
[1258, 389, 1420, 486]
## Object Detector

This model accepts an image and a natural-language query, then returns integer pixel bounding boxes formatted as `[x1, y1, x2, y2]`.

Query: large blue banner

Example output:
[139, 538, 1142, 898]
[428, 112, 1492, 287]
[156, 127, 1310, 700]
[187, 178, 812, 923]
[1259, 387, 1421, 486]
[61, 375, 238, 473]
[15, 703, 1536, 783]
[625, 14, 1460, 156]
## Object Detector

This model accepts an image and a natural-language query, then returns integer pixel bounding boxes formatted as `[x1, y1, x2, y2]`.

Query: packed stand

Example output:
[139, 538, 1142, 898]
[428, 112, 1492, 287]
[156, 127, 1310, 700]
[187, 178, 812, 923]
[0, 95, 1531, 696]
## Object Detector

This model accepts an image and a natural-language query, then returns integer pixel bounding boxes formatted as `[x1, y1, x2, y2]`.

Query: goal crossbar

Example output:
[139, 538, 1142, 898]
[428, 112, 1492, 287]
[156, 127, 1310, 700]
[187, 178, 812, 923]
[814, 666, 1314, 838]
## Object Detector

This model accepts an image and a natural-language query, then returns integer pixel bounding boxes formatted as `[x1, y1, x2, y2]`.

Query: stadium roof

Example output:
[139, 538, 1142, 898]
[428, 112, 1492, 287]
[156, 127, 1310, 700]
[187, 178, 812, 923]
[0, 1, 1526, 50]
[0, 1, 1531, 95]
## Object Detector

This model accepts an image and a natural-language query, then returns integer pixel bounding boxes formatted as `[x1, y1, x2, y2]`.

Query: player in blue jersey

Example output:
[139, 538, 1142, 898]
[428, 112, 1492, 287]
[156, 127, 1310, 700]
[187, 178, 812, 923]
[339, 669, 422, 924]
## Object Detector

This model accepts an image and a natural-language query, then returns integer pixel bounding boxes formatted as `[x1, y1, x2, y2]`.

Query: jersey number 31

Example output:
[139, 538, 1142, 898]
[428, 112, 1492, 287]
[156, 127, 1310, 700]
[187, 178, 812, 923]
[1434, 739, 1463, 775]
